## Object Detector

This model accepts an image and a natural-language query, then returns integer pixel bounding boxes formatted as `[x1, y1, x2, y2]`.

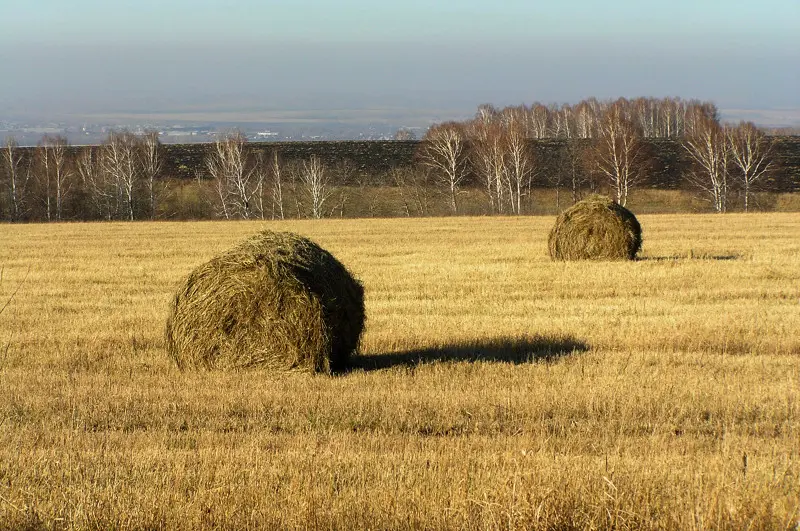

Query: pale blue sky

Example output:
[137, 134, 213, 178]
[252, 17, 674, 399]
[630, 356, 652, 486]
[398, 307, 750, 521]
[1, 1, 798, 125]
[3, 0, 798, 45]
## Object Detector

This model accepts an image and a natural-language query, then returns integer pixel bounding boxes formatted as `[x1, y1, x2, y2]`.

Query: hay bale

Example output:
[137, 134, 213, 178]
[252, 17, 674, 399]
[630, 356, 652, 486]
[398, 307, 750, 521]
[165, 230, 364, 373]
[548, 195, 642, 260]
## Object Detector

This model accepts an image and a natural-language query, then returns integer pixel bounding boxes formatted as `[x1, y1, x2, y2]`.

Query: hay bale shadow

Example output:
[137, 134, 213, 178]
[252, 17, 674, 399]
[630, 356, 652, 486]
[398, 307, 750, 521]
[641, 253, 740, 262]
[349, 335, 589, 372]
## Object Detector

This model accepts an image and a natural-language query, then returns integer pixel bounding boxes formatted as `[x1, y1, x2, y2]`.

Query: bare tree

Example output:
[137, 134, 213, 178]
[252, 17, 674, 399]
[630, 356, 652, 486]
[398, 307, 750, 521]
[551, 104, 576, 139]
[418, 122, 469, 214]
[475, 103, 499, 124]
[546, 141, 594, 211]
[545, 160, 566, 211]
[574, 99, 599, 139]
[297, 156, 332, 219]
[391, 166, 433, 217]
[683, 110, 729, 213]
[593, 103, 646, 206]
[35, 138, 52, 221]
[51, 137, 72, 221]
[269, 150, 285, 220]
[205, 131, 261, 219]
[39, 135, 73, 221]
[633, 97, 659, 138]
[470, 118, 507, 213]
[1, 137, 28, 221]
[659, 97, 685, 138]
[77, 146, 115, 220]
[250, 150, 269, 220]
[561, 140, 591, 204]
[529, 103, 550, 139]
[684, 100, 720, 137]
[726, 122, 773, 212]
[505, 117, 535, 214]
[394, 128, 417, 141]
[139, 130, 164, 220]
[330, 159, 361, 218]
[101, 131, 141, 220]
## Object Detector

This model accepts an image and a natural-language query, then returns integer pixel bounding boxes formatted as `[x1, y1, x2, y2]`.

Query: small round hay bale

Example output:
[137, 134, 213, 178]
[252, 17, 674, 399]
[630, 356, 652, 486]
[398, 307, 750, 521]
[165, 230, 364, 374]
[548, 195, 642, 261]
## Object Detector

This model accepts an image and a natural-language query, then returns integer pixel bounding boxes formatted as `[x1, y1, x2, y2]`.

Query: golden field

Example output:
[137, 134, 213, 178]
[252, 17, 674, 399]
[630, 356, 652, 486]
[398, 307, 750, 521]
[0, 214, 798, 530]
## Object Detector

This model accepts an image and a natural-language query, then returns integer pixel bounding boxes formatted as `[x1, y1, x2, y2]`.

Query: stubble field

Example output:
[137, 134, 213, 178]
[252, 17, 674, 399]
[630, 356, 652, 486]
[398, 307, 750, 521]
[0, 214, 798, 530]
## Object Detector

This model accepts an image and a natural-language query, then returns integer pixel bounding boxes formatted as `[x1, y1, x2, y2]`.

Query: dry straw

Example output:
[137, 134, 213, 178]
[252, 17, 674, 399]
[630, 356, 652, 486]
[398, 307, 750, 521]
[548, 195, 642, 260]
[165, 230, 365, 373]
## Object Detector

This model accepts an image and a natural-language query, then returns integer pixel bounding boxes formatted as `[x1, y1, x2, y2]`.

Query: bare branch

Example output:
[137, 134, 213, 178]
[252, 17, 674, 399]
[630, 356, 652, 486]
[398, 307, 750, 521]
[726, 122, 774, 212]
[418, 122, 469, 214]
[683, 109, 729, 213]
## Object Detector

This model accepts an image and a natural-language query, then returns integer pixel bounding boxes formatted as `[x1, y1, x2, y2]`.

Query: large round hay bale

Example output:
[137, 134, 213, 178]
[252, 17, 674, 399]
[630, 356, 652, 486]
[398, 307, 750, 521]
[165, 230, 364, 373]
[548, 195, 642, 260]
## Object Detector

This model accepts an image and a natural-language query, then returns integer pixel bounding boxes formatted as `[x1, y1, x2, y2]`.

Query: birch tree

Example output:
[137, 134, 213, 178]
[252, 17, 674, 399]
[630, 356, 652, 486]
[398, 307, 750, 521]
[50, 136, 72, 222]
[77, 146, 115, 220]
[574, 99, 599, 139]
[659, 97, 684, 138]
[37, 135, 73, 221]
[593, 103, 645, 206]
[394, 128, 416, 141]
[297, 156, 332, 219]
[726, 122, 773, 212]
[529, 103, 550, 139]
[505, 117, 535, 214]
[101, 131, 140, 220]
[419, 122, 469, 214]
[1, 137, 27, 221]
[205, 132, 261, 219]
[139, 130, 164, 220]
[551, 104, 576, 139]
[269, 150, 285, 220]
[35, 138, 52, 221]
[251, 150, 268, 220]
[683, 112, 729, 213]
[470, 118, 507, 213]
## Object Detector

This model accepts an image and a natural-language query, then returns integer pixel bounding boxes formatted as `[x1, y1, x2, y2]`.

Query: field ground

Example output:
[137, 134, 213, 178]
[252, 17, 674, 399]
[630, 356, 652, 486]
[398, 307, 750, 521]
[161, 185, 800, 222]
[0, 214, 799, 529]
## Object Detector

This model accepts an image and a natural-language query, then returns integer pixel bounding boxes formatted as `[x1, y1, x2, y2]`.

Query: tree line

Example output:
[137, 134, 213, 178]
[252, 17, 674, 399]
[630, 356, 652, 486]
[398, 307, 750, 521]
[1, 131, 164, 222]
[418, 96, 780, 214]
[0, 97, 793, 222]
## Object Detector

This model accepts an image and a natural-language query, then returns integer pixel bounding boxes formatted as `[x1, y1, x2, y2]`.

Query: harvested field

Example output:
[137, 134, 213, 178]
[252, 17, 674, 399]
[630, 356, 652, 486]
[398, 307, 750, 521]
[0, 214, 799, 529]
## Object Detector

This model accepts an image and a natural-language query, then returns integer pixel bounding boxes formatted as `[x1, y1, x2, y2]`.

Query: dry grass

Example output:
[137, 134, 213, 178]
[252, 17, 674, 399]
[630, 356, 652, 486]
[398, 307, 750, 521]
[0, 214, 798, 530]
[548, 195, 642, 260]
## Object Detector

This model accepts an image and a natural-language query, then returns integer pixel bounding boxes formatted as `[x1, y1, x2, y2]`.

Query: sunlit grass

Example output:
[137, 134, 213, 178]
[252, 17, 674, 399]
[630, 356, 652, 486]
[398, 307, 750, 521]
[1, 214, 798, 529]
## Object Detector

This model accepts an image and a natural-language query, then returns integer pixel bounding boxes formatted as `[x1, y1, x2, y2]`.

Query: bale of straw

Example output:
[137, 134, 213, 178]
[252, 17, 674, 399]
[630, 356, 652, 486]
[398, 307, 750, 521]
[548, 195, 642, 260]
[165, 230, 364, 373]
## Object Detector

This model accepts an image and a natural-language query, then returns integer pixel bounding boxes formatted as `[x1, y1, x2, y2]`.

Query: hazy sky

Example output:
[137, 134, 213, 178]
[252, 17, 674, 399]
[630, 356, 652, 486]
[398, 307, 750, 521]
[1, 0, 798, 124]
